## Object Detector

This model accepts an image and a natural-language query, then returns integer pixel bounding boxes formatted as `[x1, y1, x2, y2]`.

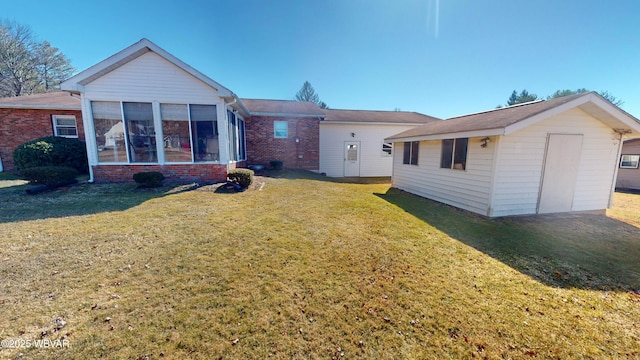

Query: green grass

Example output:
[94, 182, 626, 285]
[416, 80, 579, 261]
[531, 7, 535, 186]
[0, 170, 638, 359]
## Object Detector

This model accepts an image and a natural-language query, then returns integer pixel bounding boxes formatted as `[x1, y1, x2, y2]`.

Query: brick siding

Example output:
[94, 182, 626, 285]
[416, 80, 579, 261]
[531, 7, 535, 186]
[92, 163, 233, 183]
[0, 108, 84, 171]
[244, 115, 319, 170]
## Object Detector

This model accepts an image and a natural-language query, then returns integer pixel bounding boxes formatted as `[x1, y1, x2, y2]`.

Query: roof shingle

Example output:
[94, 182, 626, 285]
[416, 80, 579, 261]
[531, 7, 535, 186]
[241, 99, 325, 116]
[0, 91, 81, 109]
[322, 109, 440, 124]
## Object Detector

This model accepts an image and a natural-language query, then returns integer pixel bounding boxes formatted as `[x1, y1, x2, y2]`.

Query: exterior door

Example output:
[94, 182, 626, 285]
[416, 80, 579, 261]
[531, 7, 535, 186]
[344, 141, 360, 177]
[538, 134, 583, 214]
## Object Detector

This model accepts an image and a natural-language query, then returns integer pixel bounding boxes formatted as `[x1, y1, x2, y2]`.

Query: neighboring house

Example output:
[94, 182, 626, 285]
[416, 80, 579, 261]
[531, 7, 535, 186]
[319, 109, 440, 177]
[0, 92, 84, 171]
[56, 38, 444, 182]
[616, 138, 640, 190]
[386, 92, 640, 217]
[242, 99, 325, 171]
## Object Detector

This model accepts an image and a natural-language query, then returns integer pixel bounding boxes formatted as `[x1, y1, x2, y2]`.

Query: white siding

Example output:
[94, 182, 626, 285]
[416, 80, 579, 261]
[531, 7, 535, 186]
[319, 123, 418, 177]
[391, 136, 496, 215]
[83, 52, 221, 104]
[490, 107, 619, 216]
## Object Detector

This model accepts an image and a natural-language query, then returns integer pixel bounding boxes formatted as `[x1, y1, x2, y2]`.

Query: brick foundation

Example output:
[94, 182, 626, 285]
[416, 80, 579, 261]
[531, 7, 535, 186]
[92, 163, 230, 183]
[245, 115, 319, 170]
[0, 108, 84, 171]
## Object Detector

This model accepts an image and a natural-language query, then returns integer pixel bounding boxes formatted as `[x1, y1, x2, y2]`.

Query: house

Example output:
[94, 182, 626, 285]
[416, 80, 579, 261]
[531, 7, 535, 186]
[386, 92, 640, 217]
[616, 138, 640, 190]
[0, 92, 84, 171]
[319, 109, 440, 177]
[56, 38, 443, 182]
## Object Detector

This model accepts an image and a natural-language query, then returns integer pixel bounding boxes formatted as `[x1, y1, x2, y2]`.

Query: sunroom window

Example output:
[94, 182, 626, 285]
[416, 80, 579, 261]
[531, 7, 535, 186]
[190, 104, 218, 162]
[161, 104, 192, 162]
[123, 102, 156, 163]
[92, 101, 126, 163]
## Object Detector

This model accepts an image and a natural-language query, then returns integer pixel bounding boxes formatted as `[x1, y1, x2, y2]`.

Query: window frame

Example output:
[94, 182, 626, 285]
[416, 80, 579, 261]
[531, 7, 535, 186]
[440, 138, 468, 170]
[52, 115, 78, 138]
[620, 154, 640, 169]
[274, 120, 288, 138]
[402, 141, 419, 165]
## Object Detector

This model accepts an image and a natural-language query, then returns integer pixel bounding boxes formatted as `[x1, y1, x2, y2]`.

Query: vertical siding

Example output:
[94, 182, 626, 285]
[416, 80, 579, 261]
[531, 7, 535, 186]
[319, 123, 418, 177]
[490, 107, 619, 216]
[616, 140, 640, 190]
[83, 52, 221, 104]
[391, 136, 496, 215]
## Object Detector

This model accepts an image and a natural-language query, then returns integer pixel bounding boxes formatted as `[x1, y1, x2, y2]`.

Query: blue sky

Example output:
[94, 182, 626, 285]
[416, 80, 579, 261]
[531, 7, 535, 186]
[4, 0, 639, 119]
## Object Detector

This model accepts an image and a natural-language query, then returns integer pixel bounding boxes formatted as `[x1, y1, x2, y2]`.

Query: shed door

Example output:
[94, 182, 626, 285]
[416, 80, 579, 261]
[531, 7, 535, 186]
[538, 134, 583, 214]
[344, 141, 360, 177]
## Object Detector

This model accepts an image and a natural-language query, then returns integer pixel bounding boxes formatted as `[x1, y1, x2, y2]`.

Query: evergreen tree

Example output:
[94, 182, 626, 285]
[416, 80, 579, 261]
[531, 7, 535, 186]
[295, 81, 328, 108]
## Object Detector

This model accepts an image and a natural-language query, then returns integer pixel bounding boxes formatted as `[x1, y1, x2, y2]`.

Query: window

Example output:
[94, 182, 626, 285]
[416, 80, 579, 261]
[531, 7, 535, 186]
[274, 121, 288, 138]
[441, 138, 468, 170]
[620, 155, 640, 169]
[123, 102, 156, 163]
[382, 142, 393, 157]
[228, 111, 246, 162]
[92, 101, 126, 163]
[52, 115, 78, 138]
[190, 104, 218, 162]
[403, 141, 419, 165]
[161, 104, 192, 162]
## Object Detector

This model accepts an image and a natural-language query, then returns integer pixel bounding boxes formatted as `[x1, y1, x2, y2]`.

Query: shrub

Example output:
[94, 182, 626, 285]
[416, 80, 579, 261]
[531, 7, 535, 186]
[133, 172, 165, 188]
[21, 166, 78, 187]
[228, 168, 254, 189]
[269, 160, 284, 170]
[13, 136, 88, 173]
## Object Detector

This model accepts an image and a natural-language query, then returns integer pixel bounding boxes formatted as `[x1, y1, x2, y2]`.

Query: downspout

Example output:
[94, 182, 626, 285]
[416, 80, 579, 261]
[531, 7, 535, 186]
[608, 130, 628, 207]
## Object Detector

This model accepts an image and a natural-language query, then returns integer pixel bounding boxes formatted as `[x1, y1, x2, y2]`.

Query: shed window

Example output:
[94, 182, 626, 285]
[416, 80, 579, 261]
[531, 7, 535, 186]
[441, 138, 468, 170]
[403, 141, 419, 165]
[620, 155, 640, 169]
[52, 115, 78, 138]
[274, 121, 288, 138]
[382, 142, 393, 157]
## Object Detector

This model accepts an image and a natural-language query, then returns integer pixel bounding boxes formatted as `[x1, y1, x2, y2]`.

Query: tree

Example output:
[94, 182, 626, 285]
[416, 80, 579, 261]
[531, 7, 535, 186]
[507, 89, 538, 106]
[295, 81, 328, 109]
[548, 88, 623, 107]
[0, 20, 74, 97]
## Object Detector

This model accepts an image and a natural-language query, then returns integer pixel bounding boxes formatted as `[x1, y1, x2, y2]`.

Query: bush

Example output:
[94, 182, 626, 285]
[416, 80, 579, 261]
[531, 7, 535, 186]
[21, 166, 78, 187]
[228, 168, 254, 189]
[13, 136, 88, 173]
[269, 160, 284, 170]
[133, 172, 165, 188]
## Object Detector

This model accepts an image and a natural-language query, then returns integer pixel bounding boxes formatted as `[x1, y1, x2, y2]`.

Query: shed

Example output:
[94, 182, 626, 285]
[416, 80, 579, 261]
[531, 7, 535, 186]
[320, 109, 440, 177]
[616, 138, 640, 190]
[386, 92, 640, 217]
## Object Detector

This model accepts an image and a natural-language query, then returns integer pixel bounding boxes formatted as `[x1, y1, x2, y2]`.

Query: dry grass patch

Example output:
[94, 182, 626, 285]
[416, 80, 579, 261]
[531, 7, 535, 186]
[0, 171, 638, 359]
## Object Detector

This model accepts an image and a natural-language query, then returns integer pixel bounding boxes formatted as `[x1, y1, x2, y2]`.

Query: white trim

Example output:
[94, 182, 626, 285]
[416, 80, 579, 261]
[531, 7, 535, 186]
[387, 128, 504, 143]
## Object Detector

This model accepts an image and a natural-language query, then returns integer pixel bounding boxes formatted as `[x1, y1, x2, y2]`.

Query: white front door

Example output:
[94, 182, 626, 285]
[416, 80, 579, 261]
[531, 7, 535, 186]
[344, 141, 360, 177]
[538, 134, 583, 214]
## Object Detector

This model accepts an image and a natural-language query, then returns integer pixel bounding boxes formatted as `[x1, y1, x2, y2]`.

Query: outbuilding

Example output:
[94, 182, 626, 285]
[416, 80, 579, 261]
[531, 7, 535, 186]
[616, 138, 640, 190]
[386, 92, 640, 217]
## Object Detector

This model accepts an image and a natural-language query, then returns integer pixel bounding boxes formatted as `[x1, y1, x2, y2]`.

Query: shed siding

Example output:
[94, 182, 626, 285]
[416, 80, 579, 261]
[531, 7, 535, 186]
[391, 136, 496, 215]
[83, 52, 220, 103]
[320, 123, 418, 177]
[616, 140, 640, 190]
[490, 107, 618, 216]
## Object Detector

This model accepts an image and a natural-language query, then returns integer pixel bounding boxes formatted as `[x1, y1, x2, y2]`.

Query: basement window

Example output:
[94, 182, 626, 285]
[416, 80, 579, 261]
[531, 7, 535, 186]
[52, 115, 78, 138]
[403, 141, 419, 165]
[620, 155, 640, 169]
[441, 138, 468, 170]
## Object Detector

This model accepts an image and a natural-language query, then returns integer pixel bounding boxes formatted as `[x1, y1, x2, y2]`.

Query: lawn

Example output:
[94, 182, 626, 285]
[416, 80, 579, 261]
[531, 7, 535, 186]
[0, 171, 638, 359]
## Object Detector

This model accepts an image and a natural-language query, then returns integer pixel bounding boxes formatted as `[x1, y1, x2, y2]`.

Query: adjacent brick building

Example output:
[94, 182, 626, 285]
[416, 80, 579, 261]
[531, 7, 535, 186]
[0, 92, 84, 171]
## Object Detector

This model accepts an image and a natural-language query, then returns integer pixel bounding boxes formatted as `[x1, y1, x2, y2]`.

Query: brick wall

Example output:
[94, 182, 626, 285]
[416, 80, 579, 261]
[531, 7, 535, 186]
[93, 163, 230, 183]
[0, 108, 84, 171]
[244, 115, 319, 170]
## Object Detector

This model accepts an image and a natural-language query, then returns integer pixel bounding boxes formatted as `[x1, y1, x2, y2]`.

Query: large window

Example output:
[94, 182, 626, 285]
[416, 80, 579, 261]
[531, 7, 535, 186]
[123, 102, 155, 163]
[52, 115, 78, 138]
[441, 138, 468, 170]
[92, 101, 126, 163]
[227, 110, 246, 162]
[620, 155, 640, 169]
[274, 121, 288, 138]
[161, 104, 192, 162]
[190, 104, 219, 162]
[403, 141, 419, 165]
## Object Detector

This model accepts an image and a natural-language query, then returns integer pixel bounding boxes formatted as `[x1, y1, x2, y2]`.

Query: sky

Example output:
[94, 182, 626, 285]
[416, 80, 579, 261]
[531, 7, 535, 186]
[3, 0, 639, 119]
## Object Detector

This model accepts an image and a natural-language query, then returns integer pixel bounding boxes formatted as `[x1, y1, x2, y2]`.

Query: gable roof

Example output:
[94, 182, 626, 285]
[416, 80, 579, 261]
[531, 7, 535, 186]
[322, 109, 441, 124]
[61, 38, 235, 99]
[241, 99, 325, 117]
[387, 92, 640, 141]
[0, 91, 81, 110]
